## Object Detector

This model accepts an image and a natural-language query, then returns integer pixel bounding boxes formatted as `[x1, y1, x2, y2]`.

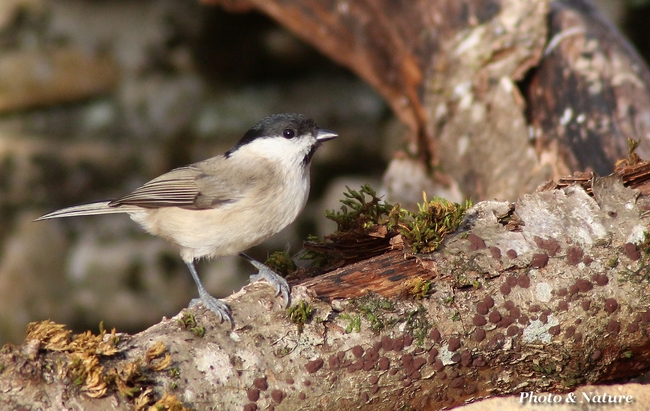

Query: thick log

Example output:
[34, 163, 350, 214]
[2, 176, 650, 410]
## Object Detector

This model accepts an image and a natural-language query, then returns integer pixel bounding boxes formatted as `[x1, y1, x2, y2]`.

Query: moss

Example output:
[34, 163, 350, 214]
[301, 185, 402, 266]
[401, 277, 432, 299]
[353, 294, 396, 333]
[405, 304, 431, 345]
[265, 251, 297, 276]
[400, 193, 472, 254]
[177, 311, 204, 337]
[303, 185, 472, 266]
[326, 184, 402, 233]
[150, 392, 190, 411]
[607, 256, 619, 268]
[287, 300, 314, 333]
[339, 314, 361, 333]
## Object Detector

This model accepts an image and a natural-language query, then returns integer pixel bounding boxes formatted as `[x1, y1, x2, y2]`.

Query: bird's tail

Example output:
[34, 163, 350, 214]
[35, 201, 142, 221]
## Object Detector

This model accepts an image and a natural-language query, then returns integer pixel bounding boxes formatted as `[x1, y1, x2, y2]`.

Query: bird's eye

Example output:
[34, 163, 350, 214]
[283, 129, 295, 139]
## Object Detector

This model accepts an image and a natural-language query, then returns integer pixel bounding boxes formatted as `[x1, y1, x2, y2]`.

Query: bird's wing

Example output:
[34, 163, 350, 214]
[110, 157, 250, 209]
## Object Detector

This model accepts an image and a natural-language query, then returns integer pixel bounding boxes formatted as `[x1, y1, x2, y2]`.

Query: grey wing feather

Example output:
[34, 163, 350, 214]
[35, 201, 143, 220]
[110, 157, 246, 209]
[109, 166, 202, 208]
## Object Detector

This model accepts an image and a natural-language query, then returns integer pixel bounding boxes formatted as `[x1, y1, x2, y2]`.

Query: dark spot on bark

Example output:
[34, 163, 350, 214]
[549, 325, 560, 336]
[448, 337, 461, 351]
[507, 249, 518, 259]
[510, 306, 521, 319]
[361, 392, 369, 402]
[467, 233, 486, 250]
[247, 388, 260, 402]
[253, 377, 268, 391]
[472, 355, 485, 367]
[484, 296, 495, 308]
[363, 359, 375, 371]
[477, 301, 488, 315]
[404, 334, 413, 347]
[488, 310, 502, 323]
[529, 304, 540, 312]
[539, 312, 548, 324]
[497, 316, 514, 328]
[592, 349, 602, 361]
[576, 278, 593, 292]
[475, 328, 486, 342]
[351, 345, 364, 358]
[517, 274, 530, 288]
[627, 323, 639, 333]
[605, 298, 618, 314]
[566, 246, 584, 265]
[299, 392, 306, 400]
[534, 236, 561, 256]
[328, 355, 340, 369]
[381, 336, 393, 351]
[430, 328, 442, 343]
[460, 350, 472, 367]
[243, 403, 257, 411]
[569, 284, 579, 295]
[583, 255, 593, 265]
[642, 310, 650, 323]
[500, 283, 511, 295]
[507, 325, 520, 336]
[450, 377, 464, 388]
[433, 358, 444, 372]
[581, 299, 591, 311]
[271, 389, 284, 404]
[624, 242, 641, 261]
[607, 320, 620, 334]
[530, 253, 549, 268]
[378, 356, 390, 370]
[305, 358, 323, 373]
[490, 246, 501, 259]
[557, 301, 569, 311]
[594, 274, 609, 286]
[565, 326, 576, 338]
[557, 287, 568, 297]
[473, 315, 487, 326]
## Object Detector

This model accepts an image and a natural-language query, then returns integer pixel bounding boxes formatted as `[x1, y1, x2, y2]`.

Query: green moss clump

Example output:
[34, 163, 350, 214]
[400, 193, 472, 254]
[303, 185, 472, 266]
[265, 251, 297, 276]
[286, 300, 313, 333]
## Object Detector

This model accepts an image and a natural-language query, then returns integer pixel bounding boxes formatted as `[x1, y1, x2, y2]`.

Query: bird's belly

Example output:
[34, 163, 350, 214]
[130, 190, 307, 260]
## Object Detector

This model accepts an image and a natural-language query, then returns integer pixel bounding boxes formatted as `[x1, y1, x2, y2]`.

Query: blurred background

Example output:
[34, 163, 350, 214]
[0, 0, 647, 344]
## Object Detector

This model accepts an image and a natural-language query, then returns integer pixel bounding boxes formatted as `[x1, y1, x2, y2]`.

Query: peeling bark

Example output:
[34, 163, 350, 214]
[2, 177, 650, 410]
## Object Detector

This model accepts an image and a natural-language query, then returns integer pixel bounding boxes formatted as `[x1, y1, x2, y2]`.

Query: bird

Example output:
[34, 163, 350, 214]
[36, 113, 338, 326]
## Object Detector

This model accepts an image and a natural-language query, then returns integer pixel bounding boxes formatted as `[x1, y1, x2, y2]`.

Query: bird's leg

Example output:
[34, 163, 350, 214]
[239, 253, 291, 307]
[186, 261, 234, 327]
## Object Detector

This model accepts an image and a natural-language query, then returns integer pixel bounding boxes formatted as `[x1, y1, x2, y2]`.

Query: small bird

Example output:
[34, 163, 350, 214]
[37, 113, 337, 326]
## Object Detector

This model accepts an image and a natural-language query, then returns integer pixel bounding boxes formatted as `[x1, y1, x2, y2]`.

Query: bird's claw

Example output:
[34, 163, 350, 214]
[189, 293, 234, 327]
[248, 262, 291, 308]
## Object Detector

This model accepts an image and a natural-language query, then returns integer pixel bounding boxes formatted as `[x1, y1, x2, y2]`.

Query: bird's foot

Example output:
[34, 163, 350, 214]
[247, 260, 291, 308]
[189, 291, 234, 327]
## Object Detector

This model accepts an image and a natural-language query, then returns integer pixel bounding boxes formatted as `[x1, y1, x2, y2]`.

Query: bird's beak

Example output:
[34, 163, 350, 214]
[316, 129, 338, 142]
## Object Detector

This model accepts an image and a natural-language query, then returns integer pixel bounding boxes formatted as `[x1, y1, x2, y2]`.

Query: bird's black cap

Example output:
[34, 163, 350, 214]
[233, 113, 318, 149]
